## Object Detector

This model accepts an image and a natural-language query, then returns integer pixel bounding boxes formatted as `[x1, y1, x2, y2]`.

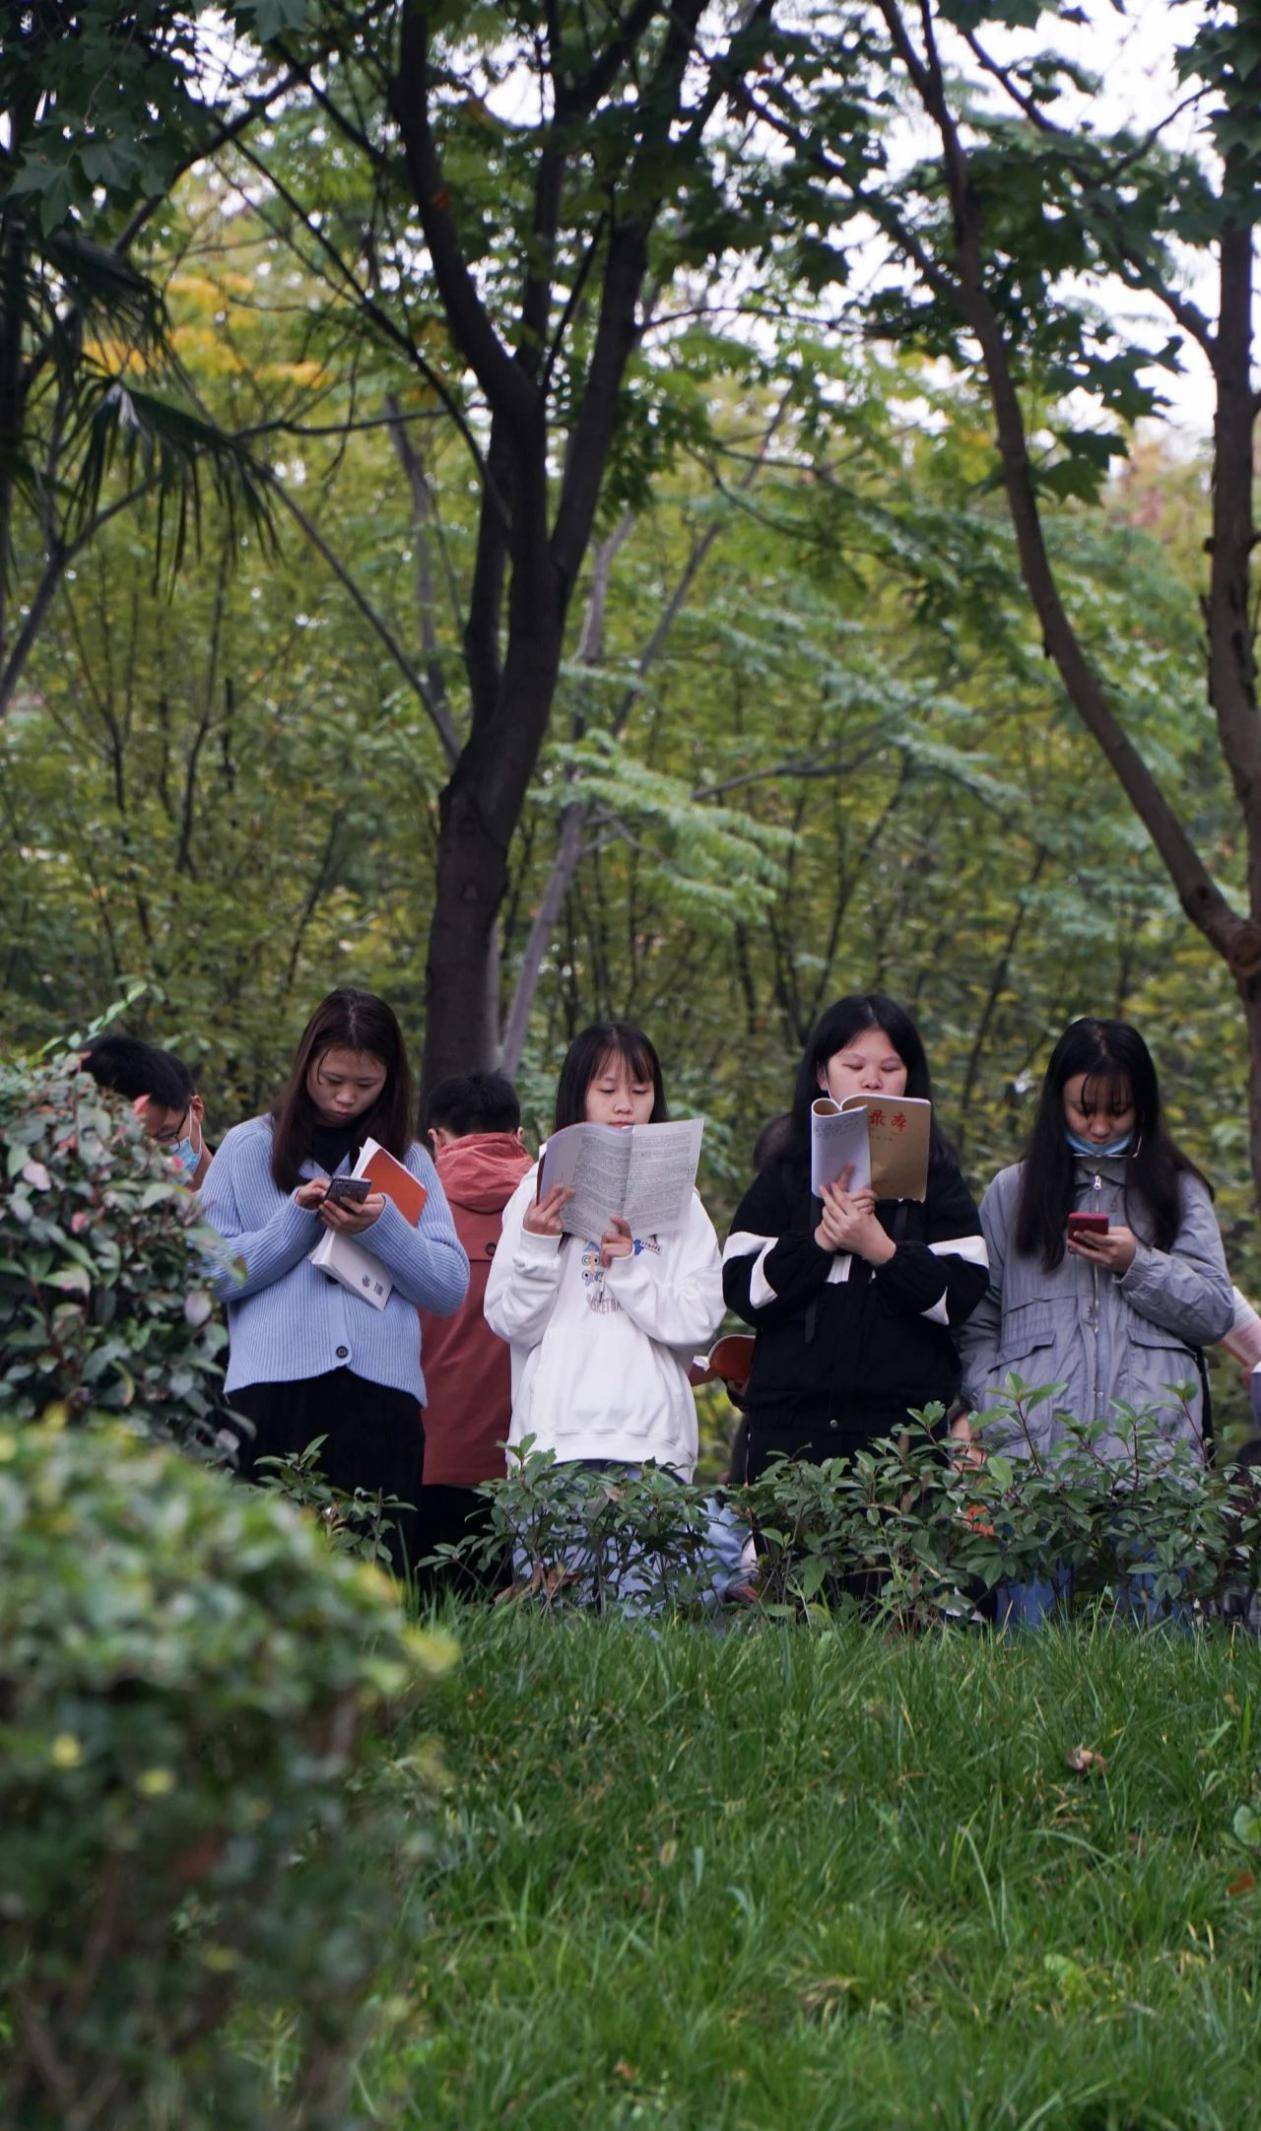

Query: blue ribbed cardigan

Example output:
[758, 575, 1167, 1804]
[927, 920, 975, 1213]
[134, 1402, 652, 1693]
[202, 1115, 469, 1401]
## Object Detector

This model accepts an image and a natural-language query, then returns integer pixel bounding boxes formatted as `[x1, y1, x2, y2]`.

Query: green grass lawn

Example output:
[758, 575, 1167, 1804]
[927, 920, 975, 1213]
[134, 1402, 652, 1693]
[366, 1614, 1261, 2131]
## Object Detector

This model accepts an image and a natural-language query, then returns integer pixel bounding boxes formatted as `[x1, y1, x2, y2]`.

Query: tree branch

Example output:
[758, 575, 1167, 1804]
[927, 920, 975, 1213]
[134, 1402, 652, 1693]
[266, 471, 460, 765]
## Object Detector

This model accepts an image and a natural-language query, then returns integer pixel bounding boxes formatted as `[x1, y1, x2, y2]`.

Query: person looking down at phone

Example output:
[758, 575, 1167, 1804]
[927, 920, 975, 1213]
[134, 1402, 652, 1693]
[957, 1017, 1233, 1479]
[201, 989, 467, 1567]
[81, 1033, 211, 1188]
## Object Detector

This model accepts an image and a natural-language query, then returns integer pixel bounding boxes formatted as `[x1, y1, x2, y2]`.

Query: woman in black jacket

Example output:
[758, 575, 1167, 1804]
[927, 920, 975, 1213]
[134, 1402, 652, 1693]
[723, 995, 988, 1478]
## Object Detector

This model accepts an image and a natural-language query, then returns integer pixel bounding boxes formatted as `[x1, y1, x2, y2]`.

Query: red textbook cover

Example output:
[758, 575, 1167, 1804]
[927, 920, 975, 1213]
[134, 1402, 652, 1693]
[360, 1141, 427, 1224]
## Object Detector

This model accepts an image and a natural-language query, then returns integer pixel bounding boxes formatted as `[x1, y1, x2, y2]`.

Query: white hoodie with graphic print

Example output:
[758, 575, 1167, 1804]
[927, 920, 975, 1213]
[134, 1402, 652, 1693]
[484, 1162, 725, 1479]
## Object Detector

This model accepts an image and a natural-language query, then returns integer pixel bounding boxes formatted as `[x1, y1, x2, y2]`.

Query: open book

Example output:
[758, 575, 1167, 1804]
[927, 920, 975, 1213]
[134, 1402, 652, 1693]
[810, 1094, 931, 1202]
[536, 1117, 703, 1239]
[309, 1137, 427, 1309]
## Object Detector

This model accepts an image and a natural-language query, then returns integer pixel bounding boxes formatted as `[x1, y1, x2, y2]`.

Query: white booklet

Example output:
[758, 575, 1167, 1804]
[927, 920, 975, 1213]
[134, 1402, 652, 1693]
[811, 1095, 931, 1201]
[309, 1136, 428, 1310]
[810, 1098, 871, 1197]
[536, 1117, 703, 1239]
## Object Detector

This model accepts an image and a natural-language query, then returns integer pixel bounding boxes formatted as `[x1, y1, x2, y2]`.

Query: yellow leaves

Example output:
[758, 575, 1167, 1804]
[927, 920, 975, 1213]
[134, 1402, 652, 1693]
[169, 324, 250, 377]
[81, 338, 154, 378]
[267, 359, 328, 389]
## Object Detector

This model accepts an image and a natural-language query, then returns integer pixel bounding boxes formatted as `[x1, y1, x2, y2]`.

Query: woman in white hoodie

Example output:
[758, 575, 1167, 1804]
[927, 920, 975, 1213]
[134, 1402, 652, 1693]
[486, 1022, 724, 1480]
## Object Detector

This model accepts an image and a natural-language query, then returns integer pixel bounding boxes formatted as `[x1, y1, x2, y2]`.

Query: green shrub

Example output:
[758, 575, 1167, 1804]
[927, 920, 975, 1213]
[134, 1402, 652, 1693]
[0, 1043, 226, 1444]
[0, 1420, 455, 2131]
[444, 1389, 1261, 1628]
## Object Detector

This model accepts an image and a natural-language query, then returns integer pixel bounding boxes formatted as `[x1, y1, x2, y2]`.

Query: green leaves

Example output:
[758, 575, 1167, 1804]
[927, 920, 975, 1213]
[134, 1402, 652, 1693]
[0, 1036, 227, 1443]
[0, 1419, 449, 2127]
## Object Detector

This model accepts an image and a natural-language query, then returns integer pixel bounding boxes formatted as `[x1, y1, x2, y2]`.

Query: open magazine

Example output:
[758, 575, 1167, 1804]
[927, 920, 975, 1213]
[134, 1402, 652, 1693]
[309, 1137, 427, 1308]
[536, 1117, 703, 1238]
[810, 1093, 931, 1201]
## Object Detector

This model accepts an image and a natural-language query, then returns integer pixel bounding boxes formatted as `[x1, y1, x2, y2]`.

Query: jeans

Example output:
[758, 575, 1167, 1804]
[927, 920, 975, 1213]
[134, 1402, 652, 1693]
[996, 1558, 1191, 1629]
[513, 1459, 751, 1612]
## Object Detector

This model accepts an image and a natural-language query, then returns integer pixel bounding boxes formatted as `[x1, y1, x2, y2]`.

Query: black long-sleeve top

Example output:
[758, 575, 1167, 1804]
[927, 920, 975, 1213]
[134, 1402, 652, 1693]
[722, 1151, 989, 1436]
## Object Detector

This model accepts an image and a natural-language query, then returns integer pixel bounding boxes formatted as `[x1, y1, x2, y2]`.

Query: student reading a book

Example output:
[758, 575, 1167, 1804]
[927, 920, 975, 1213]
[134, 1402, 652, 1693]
[201, 989, 468, 1565]
[723, 994, 988, 1477]
[415, 1069, 532, 1595]
[486, 1023, 722, 1474]
[485, 1022, 744, 1601]
[957, 1019, 1233, 1620]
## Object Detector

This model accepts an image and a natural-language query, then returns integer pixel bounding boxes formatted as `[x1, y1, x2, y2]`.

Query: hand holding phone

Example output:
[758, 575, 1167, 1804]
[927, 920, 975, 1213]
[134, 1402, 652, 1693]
[1066, 1211, 1137, 1274]
[324, 1174, 372, 1206]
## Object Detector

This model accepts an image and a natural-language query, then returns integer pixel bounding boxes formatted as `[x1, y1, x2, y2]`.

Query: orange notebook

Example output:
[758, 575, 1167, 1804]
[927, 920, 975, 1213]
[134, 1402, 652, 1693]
[359, 1140, 427, 1224]
[309, 1137, 427, 1309]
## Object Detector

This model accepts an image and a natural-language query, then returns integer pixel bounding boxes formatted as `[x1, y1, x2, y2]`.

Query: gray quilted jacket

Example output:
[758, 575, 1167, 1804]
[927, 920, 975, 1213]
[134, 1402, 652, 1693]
[957, 1153, 1234, 1459]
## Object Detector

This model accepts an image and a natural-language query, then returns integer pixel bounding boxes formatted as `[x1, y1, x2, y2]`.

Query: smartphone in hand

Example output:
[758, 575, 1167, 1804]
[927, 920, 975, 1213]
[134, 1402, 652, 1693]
[1067, 1211, 1109, 1239]
[324, 1174, 372, 1206]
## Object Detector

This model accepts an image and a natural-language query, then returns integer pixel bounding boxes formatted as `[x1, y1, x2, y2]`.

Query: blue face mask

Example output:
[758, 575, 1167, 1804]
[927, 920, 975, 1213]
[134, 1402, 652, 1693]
[1066, 1127, 1134, 1160]
[169, 1114, 202, 1184]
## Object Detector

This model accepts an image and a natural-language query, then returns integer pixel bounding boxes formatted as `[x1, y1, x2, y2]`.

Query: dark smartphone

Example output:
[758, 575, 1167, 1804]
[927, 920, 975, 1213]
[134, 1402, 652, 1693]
[1067, 1211, 1109, 1238]
[324, 1174, 372, 1205]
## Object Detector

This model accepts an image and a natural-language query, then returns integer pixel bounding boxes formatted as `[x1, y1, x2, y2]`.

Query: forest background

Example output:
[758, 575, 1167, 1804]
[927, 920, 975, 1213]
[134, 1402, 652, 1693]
[2, 0, 1258, 1413]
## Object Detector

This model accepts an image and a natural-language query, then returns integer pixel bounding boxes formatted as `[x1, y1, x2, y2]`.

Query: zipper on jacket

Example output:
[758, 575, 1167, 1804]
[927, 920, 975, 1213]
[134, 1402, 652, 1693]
[1086, 1174, 1102, 1403]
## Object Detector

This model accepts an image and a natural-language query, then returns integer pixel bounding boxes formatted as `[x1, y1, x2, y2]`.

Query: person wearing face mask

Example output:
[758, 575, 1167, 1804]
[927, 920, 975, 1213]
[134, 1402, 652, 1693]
[957, 1018, 1234, 1489]
[80, 1034, 210, 1186]
[152, 1052, 212, 1188]
[200, 989, 468, 1567]
[723, 994, 988, 1479]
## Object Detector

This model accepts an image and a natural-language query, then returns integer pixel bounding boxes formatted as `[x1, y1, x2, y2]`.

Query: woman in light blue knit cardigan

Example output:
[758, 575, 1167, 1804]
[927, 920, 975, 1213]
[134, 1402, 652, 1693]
[202, 989, 468, 1563]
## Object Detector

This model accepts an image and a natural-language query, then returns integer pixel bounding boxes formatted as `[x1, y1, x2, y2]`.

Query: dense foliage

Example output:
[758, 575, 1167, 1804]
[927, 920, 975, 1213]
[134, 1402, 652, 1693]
[0, 1039, 226, 1441]
[447, 1393, 1261, 1629]
[0, 1419, 453, 2131]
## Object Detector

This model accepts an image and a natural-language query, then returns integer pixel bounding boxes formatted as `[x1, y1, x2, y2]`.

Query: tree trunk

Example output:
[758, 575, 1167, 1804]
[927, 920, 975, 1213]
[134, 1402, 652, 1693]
[422, 614, 563, 1090]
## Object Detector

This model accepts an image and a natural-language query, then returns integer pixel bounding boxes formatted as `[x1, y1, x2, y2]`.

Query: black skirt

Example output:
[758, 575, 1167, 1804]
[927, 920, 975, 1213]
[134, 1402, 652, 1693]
[744, 1401, 919, 1480]
[228, 1367, 424, 1572]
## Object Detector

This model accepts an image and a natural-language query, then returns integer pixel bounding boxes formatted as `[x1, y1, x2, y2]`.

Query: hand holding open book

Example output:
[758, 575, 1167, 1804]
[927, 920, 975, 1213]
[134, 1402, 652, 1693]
[810, 1092, 931, 1201]
[535, 1117, 704, 1239]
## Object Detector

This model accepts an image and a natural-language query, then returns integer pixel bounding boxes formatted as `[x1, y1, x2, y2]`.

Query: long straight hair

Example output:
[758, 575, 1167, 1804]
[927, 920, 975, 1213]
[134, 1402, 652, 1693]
[553, 1022, 668, 1133]
[270, 989, 414, 1191]
[786, 993, 948, 1166]
[1013, 1017, 1205, 1269]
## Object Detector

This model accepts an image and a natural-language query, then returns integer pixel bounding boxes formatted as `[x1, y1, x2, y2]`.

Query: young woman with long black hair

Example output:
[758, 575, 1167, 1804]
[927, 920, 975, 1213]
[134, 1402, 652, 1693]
[958, 1017, 1234, 1464]
[485, 1020, 724, 1479]
[723, 994, 988, 1477]
[201, 989, 468, 1557]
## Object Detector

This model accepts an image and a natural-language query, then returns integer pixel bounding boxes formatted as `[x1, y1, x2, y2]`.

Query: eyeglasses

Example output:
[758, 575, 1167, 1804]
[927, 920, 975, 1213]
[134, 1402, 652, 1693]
[150, 1107, 192, 1149]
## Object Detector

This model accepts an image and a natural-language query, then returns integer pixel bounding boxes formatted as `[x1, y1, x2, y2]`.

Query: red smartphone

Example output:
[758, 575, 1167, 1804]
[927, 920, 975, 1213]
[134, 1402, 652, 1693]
[1067, 1211, 1109, 1239]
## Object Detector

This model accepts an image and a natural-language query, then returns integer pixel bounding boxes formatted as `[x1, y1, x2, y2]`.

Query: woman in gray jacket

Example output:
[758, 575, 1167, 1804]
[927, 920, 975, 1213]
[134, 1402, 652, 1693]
[958, 1018, 1234, 1467]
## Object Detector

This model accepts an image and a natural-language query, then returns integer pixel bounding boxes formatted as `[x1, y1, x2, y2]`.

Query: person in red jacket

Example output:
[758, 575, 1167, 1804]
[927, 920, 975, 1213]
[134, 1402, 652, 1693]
[416, 1071, 533, 1594]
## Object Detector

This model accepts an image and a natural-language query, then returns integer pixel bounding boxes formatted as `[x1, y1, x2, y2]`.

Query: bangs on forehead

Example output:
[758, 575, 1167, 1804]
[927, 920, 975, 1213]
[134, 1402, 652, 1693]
[594, 1037, 654, 1082]
[1079, 1067, 1132, 1113]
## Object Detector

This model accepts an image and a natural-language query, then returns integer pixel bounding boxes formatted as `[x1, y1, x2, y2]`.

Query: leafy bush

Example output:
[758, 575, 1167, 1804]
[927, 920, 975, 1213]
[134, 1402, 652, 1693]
[0, 1420, 454, 2131]
[0, 1042, 226, 1444]
[257, 1433, 415, 1572]
[444, 1387, 1261, 1629]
